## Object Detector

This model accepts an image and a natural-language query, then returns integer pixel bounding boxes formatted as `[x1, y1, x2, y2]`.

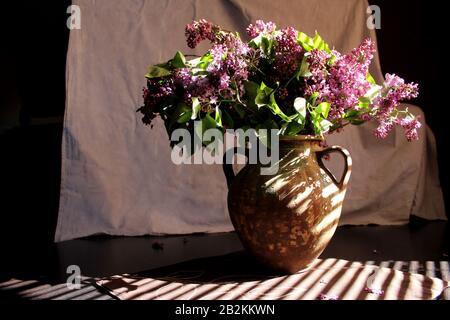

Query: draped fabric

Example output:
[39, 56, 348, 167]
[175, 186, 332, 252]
[55, 0, 446, 242]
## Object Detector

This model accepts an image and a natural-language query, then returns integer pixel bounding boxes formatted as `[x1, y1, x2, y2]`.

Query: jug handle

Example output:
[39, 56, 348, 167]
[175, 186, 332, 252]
[222, 147, 250, 188]
[316, 146, 352, 190]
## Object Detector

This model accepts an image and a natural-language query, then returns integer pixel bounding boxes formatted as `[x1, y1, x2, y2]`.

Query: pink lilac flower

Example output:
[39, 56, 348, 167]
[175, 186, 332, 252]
[272, 27, 304, 81]
[185, 19, 218, 48]
[304, 49, 331, 98]
[173, 68, 209, 105]
[207, 40, 250, 94]
[370, 74, 419, 140]
[218, 74, 230, 90]
[246, 20, 277, 37]
[373, 120, 394, 139]
[396, 116, 421, 141]
[325, 39, 376, 119]
[139, 78, 175, 125]
[373, 74, 419, 118]
[221, 33, 251, 56]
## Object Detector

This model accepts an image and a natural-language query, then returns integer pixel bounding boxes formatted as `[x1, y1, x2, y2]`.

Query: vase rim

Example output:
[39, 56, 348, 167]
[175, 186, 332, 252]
[278, 135, 324, 142]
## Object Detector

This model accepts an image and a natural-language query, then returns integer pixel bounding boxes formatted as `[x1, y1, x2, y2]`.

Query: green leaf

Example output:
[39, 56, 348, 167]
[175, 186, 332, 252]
[191, 97, 201, 120]
[203, 113, 217, 130]
[364, 84, 382, 101]
[294, 97, 307, 118]
[177, 111, 192, 123]
[249, 35, 274, 56]
[198, 53, 213, 69]
[174, 102, 192, 124]
[244, 81, 259, 110]
[297, 32, 314, 51]
[255, 82, 292, 122]
[221, 109, 234, 128]
[255, 82, 272, 107]
[310, 101, 331, 135]
[194, 113, 217, 143]
[269, 92, 291, 122]
[316, 102, 331, 118]
[358, 101, 370, 110]
[366, 72, 376, 85]
[145, 65, 171, 79]
[298, 31, 331, 53]
[192, 70, 209, 76]
[232, 104, 246, 119]
[187, 57, 201, 66]
[261, 36, 273, 55]
[297, 54, 312, 79]
[350, 119, 365, 125]
[311, 118, 332, 135]
[171, 51, 187, 68]
[344, 109, 360, 119]
[327, 54, 337, 66]
[343, 109, 366, 126]
[319, 119, 332, 132]
[312, 31, 331, 52]
[215, 106, 222, 127]
[284, 121, 303, 136]
[308, 92, 319, 106]
[249, 34, 263, 48]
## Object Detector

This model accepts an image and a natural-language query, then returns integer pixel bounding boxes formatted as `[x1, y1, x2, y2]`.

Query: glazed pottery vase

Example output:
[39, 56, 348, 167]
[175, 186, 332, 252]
[223, 136, 352, 274]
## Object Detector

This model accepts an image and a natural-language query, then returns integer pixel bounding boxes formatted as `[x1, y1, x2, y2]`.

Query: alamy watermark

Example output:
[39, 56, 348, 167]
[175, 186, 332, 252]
[367, 5, 381, 30]
[67, 5, 81, 30]
[170, 122, 280, 175]
[66, 264, 81, 289]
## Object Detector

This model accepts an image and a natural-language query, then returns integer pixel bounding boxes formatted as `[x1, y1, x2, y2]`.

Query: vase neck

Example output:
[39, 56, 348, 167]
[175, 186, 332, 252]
[278, 138, 322, 158]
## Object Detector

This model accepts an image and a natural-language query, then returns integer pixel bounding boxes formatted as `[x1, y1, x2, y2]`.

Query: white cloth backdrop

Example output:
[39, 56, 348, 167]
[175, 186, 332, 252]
[55, 0, 446, 242]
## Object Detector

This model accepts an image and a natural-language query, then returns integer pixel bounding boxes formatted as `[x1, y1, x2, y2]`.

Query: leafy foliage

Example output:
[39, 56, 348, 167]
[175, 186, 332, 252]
[138, 19, 420, 144]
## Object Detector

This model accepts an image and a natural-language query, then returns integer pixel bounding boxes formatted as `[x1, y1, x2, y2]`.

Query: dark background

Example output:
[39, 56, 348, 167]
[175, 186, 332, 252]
[0, 1, 448, 250]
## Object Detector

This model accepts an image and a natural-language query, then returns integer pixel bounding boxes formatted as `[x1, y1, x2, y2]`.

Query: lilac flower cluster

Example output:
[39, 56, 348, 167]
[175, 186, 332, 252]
[305, 39, 375, 120]
[371, 74, 420, 140]
[327, 39, 375, 118]
[175, 21, 251, 108]
[173, 68, 216, 106]
[207, 39, 250, 94]
[140, 19, 421, 141]
[246, 20, 277, 38]
[185, 19, 218, 49]
[304, 49, 332, 99]
[272, 27, 304, 82]
[141, 78, 174, 125]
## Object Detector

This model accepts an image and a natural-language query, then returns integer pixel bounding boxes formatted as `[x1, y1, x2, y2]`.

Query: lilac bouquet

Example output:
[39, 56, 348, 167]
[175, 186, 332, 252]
[138, 19, 420, 142]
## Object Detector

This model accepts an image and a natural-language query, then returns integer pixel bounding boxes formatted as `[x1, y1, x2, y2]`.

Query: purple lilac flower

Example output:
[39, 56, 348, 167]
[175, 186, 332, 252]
[185, 19, 218, 48]
[140, 78, 175, 125]
[304, 49, 331, 98]
[143, 79, 174, 106]
[325, 39, 376, 119]
[207, 40, 249, 95]
[272, 27, 304, 81]
[373, 74, 419, 118]
[396, 116, 421, 141]
[221, 33, 251, 56]
[373, 120, 394, 139]
[370, 73, 419, 140]
[246, 20, 277, 37]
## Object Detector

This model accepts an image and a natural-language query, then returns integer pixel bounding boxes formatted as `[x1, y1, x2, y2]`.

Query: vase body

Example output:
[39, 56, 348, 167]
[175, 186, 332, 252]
[226, 136, 352, 274]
